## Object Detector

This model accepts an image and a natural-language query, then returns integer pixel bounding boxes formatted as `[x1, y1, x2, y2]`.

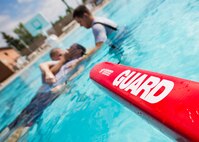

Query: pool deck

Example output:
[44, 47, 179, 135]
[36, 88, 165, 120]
[0, 0, 110, 91]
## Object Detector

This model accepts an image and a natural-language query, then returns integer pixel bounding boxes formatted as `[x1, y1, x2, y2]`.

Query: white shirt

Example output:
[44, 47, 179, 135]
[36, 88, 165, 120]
[92, 17, 117, 43]
[38, 58, 81, 93]
[55, 59, 80, 81]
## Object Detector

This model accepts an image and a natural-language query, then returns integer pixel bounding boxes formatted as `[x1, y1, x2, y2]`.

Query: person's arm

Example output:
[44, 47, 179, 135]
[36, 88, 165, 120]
[50, 57, 87, 94]
[86, 42, 104, 57]
[85, 24, 107, 57]
[39, 61, 57, 84]
[50, 58, 66, 75]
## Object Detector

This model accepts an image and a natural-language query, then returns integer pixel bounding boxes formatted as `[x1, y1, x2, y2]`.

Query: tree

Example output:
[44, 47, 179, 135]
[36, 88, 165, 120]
[82, 0, 87, 4]
[61, 0, 73, 14]
[14, 23, 34, 45]
[1, 32, 26, 51]
[58, 16, 64, 21]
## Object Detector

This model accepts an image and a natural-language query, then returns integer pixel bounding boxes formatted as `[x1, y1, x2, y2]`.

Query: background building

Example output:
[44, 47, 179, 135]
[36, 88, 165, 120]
[0, 47, 20, 82]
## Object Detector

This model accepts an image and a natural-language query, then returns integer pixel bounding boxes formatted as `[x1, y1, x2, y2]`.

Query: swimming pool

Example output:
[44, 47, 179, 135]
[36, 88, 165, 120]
[1, 0, 199, 141]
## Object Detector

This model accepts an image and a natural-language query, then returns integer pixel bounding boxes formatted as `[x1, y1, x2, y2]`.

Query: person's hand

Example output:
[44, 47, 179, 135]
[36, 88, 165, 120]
[63, 51, 72, 62]
[45, 72, 56, 84]
[57, 51, 71, 64]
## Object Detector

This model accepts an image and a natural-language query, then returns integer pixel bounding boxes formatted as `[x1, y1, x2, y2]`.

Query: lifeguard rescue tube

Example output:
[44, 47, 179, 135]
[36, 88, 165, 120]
[90, 62, 199, 141]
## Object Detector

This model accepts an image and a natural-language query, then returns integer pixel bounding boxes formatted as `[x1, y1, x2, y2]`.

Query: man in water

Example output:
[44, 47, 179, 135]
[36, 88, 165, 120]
[73, 5, 118, 56]
[39, 47, 66, 84]
[40, 43, 86, 84]
[39, 43, 87, 94]
[0, 44, 87, 142]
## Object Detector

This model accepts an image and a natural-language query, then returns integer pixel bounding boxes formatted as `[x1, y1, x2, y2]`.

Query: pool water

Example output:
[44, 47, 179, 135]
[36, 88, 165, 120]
[1, 0, 199, 141]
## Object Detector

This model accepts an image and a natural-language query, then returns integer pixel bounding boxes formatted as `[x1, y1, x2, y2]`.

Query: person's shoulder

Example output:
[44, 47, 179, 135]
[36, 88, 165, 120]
[92, 21, 105, 32]
[40, 60, 59, 66]
[49, 60, 59, 65]
[65, 59, 79, 66]
[96, 17, 115, 22]
[93, 17, 117, 27]
[95, 16, 108, 21]
[92, 23, 104, 29]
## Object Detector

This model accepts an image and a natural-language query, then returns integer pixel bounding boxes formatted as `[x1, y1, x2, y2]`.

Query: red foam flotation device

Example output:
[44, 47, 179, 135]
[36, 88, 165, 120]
[90, 62, 199, 141]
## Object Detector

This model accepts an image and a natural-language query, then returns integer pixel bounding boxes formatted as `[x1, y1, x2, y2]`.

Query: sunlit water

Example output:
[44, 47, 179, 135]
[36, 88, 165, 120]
[1, 0, 199, 141]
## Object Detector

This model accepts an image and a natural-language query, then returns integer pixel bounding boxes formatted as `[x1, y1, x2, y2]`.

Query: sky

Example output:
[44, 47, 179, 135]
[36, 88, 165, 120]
[0, 0, 82, 47]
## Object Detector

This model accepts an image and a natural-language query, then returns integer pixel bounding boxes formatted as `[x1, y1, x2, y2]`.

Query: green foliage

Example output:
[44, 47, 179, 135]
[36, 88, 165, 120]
[61, 0, 73, 14]
[59, 16, 64, 20]
[52, 15, 65, 25]
[82, 0, 87, 4]
[66, 8, 73, 14]
[14, 23, 34, 45]
[1, 32, 26, 51]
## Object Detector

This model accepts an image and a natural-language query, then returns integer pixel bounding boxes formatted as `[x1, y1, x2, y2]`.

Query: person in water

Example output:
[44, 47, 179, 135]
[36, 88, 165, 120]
[40, 43, 86, 85]
[39, 43, 87, 94]
[0, 44, 87, 142]
[40, 47, 66, 84]
[73, 5, 118, 56]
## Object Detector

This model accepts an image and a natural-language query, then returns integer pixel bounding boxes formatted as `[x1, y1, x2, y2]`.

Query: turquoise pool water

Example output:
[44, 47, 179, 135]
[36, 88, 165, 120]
[1, 0, 199, 141]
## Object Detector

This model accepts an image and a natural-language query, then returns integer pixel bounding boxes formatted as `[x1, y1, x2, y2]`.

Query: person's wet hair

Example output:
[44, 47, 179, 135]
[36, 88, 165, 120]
[73, 5, 91, 18]
[70, 43, 86, 56]
[49, 48, 61, 59]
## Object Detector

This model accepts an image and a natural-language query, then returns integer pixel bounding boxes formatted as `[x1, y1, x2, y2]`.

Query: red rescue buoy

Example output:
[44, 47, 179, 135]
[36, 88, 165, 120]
[90, 62, 199, 141]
